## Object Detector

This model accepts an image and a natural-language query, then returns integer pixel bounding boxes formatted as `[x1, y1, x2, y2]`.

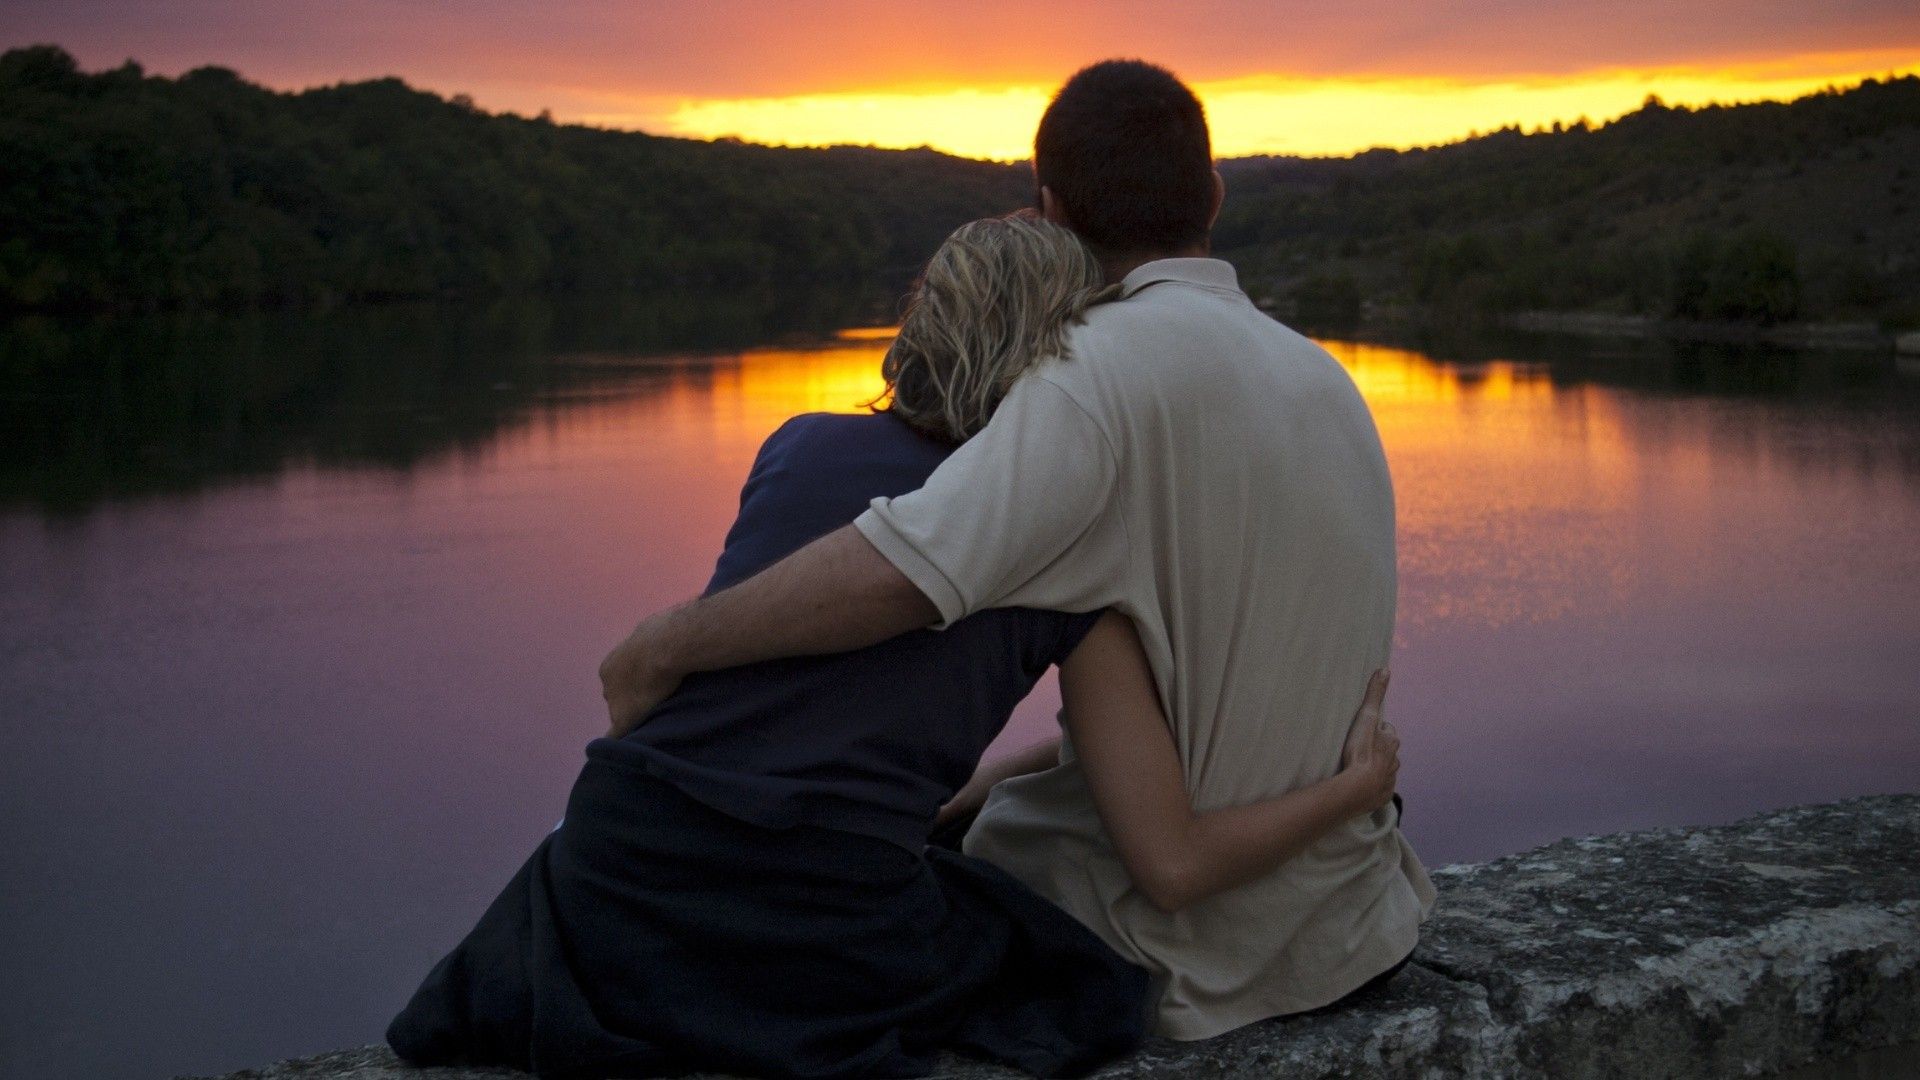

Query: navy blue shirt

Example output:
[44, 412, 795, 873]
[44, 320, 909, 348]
[588, 412, 1102, 850]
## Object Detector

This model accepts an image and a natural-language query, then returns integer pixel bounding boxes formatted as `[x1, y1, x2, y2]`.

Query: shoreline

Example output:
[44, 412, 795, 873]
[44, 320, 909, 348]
[1251, 294, 1916, 355]
[1501, 310, 1905, 353]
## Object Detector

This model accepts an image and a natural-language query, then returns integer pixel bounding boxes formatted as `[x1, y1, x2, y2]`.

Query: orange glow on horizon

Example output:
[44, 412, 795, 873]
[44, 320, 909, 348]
[19, 0, 1919, 162]
[613, 53, 1920, 159]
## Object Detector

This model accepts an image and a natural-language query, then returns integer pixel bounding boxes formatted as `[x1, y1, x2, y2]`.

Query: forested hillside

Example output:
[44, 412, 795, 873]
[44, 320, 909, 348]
[0, 46, 1027, 310]
[1214, 76, 1920, 328]
[4, 45, 1914, 328]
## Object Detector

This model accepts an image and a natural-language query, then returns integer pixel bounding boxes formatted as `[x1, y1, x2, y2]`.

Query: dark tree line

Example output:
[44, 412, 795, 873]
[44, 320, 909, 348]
[0, 46, 1029, 311]
[1214, 76, 1920, 328]
[5, 45, 1915, 327]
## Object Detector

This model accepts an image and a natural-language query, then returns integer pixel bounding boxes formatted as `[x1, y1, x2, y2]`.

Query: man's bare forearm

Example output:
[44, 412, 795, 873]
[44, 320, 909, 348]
[602, 523, 939, 732]
[658, 524, 935, 670]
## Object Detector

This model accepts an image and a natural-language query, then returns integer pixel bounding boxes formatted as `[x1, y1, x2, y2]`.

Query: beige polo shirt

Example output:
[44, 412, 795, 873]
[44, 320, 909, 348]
[852, 257, 1436, 1040]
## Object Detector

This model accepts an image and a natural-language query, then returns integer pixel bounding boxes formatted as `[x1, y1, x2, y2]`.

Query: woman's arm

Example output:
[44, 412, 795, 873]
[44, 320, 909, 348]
[1058, 611, 1397, 914]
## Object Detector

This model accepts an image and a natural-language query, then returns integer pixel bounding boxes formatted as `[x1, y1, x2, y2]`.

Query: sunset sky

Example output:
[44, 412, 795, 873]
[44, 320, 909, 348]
[9, 0, 1919, 159]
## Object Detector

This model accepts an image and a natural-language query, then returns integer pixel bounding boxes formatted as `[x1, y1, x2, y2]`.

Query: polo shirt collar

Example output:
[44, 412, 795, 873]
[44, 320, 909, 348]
[1117, 257, 1241, 299]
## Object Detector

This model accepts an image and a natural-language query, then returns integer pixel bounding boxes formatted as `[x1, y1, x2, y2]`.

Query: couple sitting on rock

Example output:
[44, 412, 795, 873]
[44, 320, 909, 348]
[387, 58, 1435, 1080]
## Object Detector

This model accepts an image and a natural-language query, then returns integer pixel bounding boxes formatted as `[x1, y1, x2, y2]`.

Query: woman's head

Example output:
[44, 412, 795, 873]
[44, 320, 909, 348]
[879, 211, 1112, 443]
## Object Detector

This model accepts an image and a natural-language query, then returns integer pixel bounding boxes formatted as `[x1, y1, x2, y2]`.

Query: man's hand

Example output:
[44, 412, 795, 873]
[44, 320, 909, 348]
[599, 617, 683, 737]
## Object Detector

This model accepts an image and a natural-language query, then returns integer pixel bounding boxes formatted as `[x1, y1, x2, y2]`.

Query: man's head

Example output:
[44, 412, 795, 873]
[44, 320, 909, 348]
[1033, 59, 1222, 270]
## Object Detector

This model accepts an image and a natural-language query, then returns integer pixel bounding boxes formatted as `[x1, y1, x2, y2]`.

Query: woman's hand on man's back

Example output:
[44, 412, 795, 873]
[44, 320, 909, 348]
[1338, 670, 1397, 814]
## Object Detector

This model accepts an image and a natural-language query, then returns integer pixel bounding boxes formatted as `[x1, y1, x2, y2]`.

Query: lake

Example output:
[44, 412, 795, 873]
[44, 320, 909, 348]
[2, 297, 1917, 1080]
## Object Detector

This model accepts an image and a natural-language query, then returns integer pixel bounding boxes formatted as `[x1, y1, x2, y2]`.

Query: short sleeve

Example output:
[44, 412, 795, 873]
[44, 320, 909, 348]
[1049, 608, 1107, 667]
[852, 375, 1129, 627]
[705, 415, 815, 594]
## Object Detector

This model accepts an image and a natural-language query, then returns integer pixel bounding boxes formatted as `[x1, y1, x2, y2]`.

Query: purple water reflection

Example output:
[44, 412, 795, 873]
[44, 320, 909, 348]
[2, 330, 1916, 1079]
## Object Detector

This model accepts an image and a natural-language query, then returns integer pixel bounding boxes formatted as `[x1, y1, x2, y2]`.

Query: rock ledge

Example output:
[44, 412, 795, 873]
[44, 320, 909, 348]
[195, 794, 1920, 1079]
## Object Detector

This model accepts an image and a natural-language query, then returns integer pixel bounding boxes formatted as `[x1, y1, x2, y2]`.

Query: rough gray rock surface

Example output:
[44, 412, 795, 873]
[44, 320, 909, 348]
[1414, 795, 1920, 1078]
[192, 794, 1920, 1080]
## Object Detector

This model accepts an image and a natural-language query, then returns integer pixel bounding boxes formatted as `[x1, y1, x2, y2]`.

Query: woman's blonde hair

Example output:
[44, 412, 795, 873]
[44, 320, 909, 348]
[878, 211, 1115, 442]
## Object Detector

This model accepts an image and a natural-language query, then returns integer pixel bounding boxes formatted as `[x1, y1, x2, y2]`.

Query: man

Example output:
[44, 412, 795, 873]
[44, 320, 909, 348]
[599, 59, 1435, 1040]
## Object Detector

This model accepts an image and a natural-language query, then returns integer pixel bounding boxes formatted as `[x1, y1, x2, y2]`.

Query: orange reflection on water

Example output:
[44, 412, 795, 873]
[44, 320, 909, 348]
[720, 341, 894, 417]
[522, 341, 894, 464]
[1322, 339, 1646, 631]
[446, 327, 1920, 818]
[665, 332, 1654, 633]
[546, 331, 1806, 638]
[833, 326, 903, 341]
[601, 332, 1654, 633]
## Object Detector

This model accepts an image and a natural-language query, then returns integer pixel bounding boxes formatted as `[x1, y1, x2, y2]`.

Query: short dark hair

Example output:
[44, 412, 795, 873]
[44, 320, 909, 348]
[1034, 59, 1215, 257]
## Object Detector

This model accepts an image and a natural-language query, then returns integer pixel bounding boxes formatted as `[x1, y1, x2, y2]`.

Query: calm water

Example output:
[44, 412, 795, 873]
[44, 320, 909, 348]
[3, 299, 1917, 1079]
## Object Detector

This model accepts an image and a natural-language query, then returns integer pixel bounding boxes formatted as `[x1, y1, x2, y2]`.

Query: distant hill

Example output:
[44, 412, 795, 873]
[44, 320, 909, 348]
[0, 46, 1027, 310]
[1214, 76, 1920, 329]
[3, 45, 1914, 329]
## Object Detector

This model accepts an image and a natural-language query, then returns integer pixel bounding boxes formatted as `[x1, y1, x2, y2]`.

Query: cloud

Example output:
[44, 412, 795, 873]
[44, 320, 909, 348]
[14, 0, 1919, 92]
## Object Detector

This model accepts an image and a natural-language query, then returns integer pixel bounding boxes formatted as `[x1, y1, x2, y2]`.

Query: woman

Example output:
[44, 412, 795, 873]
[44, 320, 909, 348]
[386, 213, 1401, 1080]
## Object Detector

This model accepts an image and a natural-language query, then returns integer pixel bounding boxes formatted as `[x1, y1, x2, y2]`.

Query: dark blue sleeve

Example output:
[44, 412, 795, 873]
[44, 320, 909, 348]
[704, 415, 818, 595]
[702, 411, 950, 596]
